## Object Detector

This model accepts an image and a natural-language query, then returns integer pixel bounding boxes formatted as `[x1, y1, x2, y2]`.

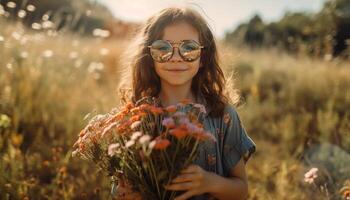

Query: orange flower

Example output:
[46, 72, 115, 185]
[165, 105, 177, 113]
[153, 138, 170, 150]
[150, 106, 163, 115]
[130, 114, 141, 122]
[169, 127, 189, 139]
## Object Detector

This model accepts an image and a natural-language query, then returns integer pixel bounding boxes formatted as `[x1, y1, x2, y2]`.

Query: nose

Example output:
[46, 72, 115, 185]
[169, 47, 182, 62]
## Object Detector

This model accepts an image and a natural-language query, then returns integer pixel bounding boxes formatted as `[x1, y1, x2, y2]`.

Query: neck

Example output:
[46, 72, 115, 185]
[158, 81, 196, 107]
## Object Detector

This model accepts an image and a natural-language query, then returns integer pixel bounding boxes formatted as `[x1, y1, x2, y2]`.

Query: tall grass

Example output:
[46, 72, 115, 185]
[0, 7, 349, 200]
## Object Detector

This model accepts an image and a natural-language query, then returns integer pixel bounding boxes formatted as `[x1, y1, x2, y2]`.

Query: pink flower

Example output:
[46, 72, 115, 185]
[193, 103, 206, 114]
[108, 143, 120, 156]
[162, 117, 175, 128]
[304, 167, 318, 184]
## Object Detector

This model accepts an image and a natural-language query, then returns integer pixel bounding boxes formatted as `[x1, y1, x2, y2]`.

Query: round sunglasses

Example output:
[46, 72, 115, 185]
[148, 40, 204, 63]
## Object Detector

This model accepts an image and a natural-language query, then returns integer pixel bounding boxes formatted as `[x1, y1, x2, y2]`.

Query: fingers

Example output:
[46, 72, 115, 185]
[181, 164, 201, 174]
[174, 190, 197, 200]
[165, 182, 197, 191]
[171, 173, 199, 183]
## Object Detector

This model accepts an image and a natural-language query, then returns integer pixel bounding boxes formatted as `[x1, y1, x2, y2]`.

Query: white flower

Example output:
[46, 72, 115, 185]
[131, 131, 142, 140]
[6, 1, 16, 8]
[88, 62, 104, 73]
[42, 14, 49, 21]
[11, 31, 21, 40]
[92, 28, 110, 38]
[99, 48, 109, 56]
[42, 21, 54, 29]
[108, 143, 121, 156]
[0, 5, 4, 16]
[42, 50, 53, 58]
[17, 10, 26, 18]
[31, 23, 42, 30]
[193, 103, 207, 114]
[26, 4, 36, 12]
[131, 121, 141, 130]
[304, 167, 319, 184]
[69, 51, 78, 59]
[20, 51, 28, 58]
[149, 140, 156, 149]
[139, 135, 151, 145]
[125, 140, 135, 148]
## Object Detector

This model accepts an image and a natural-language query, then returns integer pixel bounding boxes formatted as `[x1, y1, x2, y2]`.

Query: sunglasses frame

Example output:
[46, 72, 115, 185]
[148, 39, 204, 63]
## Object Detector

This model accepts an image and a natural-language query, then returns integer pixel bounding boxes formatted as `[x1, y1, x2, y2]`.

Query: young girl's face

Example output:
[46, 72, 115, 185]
[153, 22, 201, 87]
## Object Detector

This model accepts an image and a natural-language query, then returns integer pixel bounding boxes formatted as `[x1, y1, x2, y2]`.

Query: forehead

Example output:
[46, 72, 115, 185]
[161, 22, 199, 43]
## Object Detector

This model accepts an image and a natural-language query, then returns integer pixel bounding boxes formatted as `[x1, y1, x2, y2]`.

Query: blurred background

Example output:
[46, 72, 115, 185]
[0, 0, 349, 199]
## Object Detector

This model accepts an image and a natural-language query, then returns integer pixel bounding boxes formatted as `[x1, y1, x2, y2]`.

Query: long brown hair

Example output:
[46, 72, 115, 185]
[118, 6, 239, 118]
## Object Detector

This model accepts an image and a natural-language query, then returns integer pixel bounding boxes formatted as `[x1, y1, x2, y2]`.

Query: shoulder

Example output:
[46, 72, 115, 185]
[222, 104, 242, 127]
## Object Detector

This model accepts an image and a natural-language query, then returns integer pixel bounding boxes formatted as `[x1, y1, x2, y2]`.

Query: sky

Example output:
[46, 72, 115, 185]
[98, 0, 327, 39]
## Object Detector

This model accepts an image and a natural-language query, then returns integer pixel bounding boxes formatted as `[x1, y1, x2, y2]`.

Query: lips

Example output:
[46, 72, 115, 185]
[167, 69, 187, 71]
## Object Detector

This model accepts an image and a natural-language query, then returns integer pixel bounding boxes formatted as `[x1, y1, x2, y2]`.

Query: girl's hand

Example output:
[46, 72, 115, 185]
[165, 164, 215, 200]
[114, 179, 143, 200]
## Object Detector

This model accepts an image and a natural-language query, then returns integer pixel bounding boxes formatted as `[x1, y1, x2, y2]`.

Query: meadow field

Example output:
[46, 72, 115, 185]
[0, 11, 350, 200]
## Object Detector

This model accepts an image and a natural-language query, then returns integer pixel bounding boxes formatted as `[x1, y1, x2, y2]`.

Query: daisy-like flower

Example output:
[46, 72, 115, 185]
[17, 10, 26, 18]
[131, 121, 142, 130]
[304, 167, 319, 184]
[193, 103, 206, 114]
[26, 4, 36, 12]
[139, 135, 151, 144]
[153, 137, 170, 150]
[169, 127, 188, 139]
[32, 23, 42, 30]
[108, 143, 121, 156]
[6, 1, 16, 8]
[125, 140, 135, 148]
[42, 50, 53, 58]
[162, 117, 175, 128]
[131, 131, 142, 140]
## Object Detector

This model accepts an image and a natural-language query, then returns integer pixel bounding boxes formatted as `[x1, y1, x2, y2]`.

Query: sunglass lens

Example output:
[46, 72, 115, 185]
[179, 41, 201, 62]
[150, 40, 173, 62]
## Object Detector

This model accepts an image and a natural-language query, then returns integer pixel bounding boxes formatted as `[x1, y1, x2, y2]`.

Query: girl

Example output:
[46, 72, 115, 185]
[115, 6, 256, 200]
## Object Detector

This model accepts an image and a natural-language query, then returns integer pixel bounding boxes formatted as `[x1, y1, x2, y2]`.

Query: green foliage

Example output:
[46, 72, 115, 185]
[224, 0, 350, 58]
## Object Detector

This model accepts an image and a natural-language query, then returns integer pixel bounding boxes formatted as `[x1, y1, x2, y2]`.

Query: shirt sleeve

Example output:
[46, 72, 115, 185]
[222, 104, 256, 176]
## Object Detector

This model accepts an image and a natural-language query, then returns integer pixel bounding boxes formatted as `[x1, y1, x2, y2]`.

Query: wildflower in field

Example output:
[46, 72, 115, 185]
[42, 21, 54, 29]
[131, 131, 142, 140]
[139, 135, 151, 145]
[88, 62, 104, 73]
[20, 51, 28, 58]
[340, 180, 350, 200]
[108, 143, 121, 156]
[162, 117, 175, 128]
[69, 51, 78, 59]
[304, 167, 319, 184]
[92, 28, 110, 38]
[42, 50, 53, 58]
[6, 1, 16, 8]
[99, 48, 109, 55]
[31, 23, 42, 30]
[153, 137, 171, 150]
[0, 114, 11, 128]
[42, 14, 50, 21]
[26, 4, 35, 12]
[17, 10, 26, 18]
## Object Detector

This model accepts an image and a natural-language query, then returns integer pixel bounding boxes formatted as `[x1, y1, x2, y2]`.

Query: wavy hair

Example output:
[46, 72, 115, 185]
[118, 6, 240, 118]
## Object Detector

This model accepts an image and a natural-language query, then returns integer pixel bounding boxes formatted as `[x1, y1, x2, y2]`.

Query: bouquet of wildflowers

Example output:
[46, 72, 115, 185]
[72, 96, 216, 200]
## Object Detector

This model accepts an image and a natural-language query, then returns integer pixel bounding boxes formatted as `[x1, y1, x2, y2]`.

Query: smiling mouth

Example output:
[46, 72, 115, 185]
[166, 69, 188, 71]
